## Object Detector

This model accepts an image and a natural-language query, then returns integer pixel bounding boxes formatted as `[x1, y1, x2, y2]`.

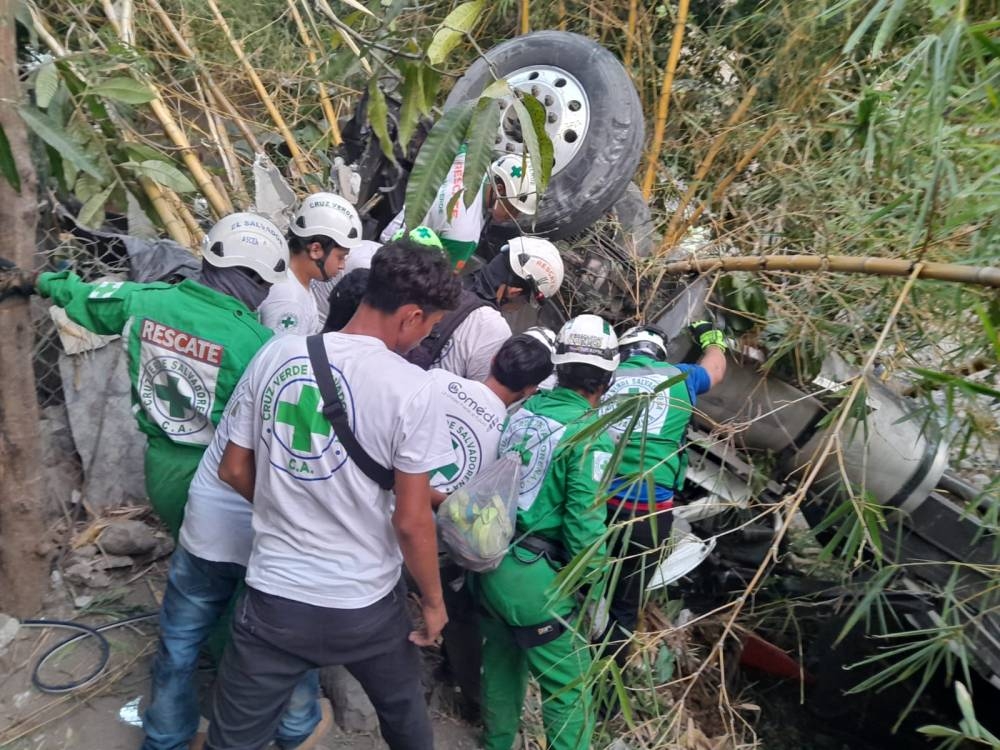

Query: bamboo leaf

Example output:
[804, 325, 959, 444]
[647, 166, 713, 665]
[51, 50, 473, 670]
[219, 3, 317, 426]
[122, 160, 196, 193]
[426, 0, 484, 66]
[462, 99, 502, 208]
[404, 100, 476, 229]
[89, 77, 156, 104]
[510, 95, 554, 196]
[0, 123, 21, 192]
[419, 67, 441, 116]
[607, 660, 636, 728]
[872, 0, 907, 56]
[18, 105, 104, 179]
[124, 143, 175, 165]
[398, 63, 424, 150]
[843, 0, 890, 55]
[368, 79, 397, 164]
[77, 185, 114, 229]
[34, 62, 59, 110]
[445, 188, 464, 218]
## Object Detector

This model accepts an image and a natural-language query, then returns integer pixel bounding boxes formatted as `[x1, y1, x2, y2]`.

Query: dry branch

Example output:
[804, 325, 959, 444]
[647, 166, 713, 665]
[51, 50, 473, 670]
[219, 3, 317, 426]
[656, 254, 1000, 288]
[288, 0, 343, 149]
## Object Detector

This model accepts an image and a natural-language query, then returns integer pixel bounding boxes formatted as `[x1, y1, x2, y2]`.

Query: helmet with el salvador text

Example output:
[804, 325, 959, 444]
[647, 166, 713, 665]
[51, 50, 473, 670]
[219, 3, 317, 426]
[618, 325, 668, 361]
[290, 192, 363, 249]
[506, 236, 564, 302]
[552, 314, 619, 372]
[522, 325, 556, 353]
[201, 213, 289, 284]
[490, 154, 538, 215]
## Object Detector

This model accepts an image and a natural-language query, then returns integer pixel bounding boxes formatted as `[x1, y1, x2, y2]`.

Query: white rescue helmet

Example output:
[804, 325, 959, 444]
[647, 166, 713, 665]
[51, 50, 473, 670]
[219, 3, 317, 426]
[490, 154, 538, 215]
[290, 192, 363, 249]
[522, 325, 557, 353]
[506, 237, 564, 303]
[618, 325, 668, 361]
[201, 213, 289, 285]
[552, 314, 620, 372]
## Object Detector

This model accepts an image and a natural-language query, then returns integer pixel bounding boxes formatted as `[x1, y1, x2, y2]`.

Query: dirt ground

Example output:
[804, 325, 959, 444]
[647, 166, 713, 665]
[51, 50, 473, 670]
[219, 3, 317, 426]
[0, 561, 480, 750]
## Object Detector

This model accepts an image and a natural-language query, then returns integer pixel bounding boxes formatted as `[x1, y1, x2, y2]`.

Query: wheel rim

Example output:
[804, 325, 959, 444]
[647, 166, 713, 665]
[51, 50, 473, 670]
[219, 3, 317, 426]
[493, 65, 591, 175]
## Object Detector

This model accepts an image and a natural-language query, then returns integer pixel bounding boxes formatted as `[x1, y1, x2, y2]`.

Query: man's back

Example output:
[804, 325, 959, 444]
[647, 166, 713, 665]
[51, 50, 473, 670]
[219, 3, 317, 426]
[226, 332, 453, 609]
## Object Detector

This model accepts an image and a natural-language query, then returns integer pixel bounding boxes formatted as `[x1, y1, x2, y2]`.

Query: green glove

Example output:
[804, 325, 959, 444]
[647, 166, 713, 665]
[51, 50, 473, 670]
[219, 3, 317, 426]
[690, 320, 726, 352]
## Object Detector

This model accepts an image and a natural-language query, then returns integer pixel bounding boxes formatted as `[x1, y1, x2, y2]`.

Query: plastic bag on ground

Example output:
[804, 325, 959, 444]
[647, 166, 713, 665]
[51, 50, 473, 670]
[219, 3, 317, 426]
[438, 454, 521, 572]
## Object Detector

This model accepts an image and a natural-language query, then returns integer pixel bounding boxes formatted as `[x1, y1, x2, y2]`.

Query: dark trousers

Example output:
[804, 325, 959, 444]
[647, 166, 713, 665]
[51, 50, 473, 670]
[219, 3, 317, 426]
[602, 505, 673, 666]
[206, 581, 432, 750]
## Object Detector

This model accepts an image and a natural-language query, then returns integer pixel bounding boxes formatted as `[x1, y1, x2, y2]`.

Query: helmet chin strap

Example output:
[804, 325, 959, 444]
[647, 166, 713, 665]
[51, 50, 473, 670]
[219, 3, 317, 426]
[313, 242, 335, 282]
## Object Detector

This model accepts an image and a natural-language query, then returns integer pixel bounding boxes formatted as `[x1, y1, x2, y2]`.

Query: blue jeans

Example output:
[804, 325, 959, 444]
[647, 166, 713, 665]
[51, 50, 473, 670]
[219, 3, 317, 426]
[142, 545, 321, 750]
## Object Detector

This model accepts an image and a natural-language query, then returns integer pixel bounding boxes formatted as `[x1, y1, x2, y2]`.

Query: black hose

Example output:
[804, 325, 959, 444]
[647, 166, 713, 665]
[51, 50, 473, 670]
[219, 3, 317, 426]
[21, 613, 158, 694]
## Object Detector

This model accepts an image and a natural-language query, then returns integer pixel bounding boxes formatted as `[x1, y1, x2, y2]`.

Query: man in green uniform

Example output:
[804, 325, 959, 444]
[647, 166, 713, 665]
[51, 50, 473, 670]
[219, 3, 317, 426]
[1, 213, 288, 536]
[481, 313, 620, 750]
[599, 322, 727, 664]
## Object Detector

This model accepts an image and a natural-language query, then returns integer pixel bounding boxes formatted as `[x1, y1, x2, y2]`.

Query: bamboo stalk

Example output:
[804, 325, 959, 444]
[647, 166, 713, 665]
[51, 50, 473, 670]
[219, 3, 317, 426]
[624, 0, 638, 68]
[557, 0, 567, 31]
[313, 0, 374, 77]
[193, 75, 248, 205]
[289, 0, 342, 149]
[144, 0, 262, 154]
[136, 175, 192, 246]
[662, 84, 759, 245]
[655, 254, 1000, 288]
[165, 187, 204, 244]
[205, 0, 313, 179]
[519, 0, 530, 34]
[640, 0, 691, 200]
[147, 96, 233, 218]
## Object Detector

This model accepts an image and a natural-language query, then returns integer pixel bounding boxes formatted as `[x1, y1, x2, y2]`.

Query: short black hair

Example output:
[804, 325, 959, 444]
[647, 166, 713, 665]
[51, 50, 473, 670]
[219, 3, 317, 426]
[556, 363, 613, 395]
[490, 334, 553, 391]
[322, 268, 369, 333]
[287, 233, 346, 256]
[363, 239, 461, 314]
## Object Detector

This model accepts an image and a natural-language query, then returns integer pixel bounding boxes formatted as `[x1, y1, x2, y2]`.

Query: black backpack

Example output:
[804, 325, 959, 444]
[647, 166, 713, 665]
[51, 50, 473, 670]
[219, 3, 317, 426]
[405, 289, 492, 369]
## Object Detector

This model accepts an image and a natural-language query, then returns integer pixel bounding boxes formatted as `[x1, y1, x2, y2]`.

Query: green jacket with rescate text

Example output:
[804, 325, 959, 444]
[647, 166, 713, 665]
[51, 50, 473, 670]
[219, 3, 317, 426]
[38, 271, 272, 448]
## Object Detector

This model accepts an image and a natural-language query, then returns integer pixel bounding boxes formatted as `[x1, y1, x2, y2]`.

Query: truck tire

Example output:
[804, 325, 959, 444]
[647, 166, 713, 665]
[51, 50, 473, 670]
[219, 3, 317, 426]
[445, 31, 645, 240]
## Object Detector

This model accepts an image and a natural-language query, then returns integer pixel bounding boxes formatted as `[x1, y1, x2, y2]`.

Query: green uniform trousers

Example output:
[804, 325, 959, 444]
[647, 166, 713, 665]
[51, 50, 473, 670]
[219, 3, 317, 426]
[145, 438, 204, 539]
[478, 548, 594, 750]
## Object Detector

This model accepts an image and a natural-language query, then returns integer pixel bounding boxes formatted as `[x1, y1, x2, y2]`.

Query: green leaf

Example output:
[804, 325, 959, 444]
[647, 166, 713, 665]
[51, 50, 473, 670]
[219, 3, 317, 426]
[404, 100, 476, 229]
[398, 63, 424, 150]
[122, 160, 196, 193]
[73, 173, 105, 203]
[653, 644, 675, 682]
[843, 0, 889, 55]
[872, 0, 907, 56]
[419, 66, 441, 115]
[426, 0, 484, 66]
[77, 185, 114, 229]
[368, 79, 397, 164]
[513, 94, 554, 192]
[34, 62, 59, 110]
[89, 77, 156, 104]
[18, 105, 104, 179]
[445, 188, 464, 218]
[124, 143, 175, 165]
[462, 99, 502, 209]
[0, 123, 21, 192]
[482, 79, 513, 100]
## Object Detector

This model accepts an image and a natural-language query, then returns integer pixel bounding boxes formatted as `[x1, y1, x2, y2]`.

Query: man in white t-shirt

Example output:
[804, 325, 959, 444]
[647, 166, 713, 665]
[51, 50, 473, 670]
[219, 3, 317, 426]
[426, 334, 555, 721]
[258, 193, 363, 335]
[406, 238, 565, 383]
[310, 239, 380, 325]
[205, 236, 462, 750]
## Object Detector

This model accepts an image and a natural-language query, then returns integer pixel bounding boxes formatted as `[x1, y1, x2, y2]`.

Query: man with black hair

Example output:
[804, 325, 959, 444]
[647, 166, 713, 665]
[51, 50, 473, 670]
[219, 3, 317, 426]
[478, 314, 618, 750]
[406, 236, 564, 382]
[205, 234, 461, 750]
[258, 193, 362, 335]
[321, 268, 369, 333]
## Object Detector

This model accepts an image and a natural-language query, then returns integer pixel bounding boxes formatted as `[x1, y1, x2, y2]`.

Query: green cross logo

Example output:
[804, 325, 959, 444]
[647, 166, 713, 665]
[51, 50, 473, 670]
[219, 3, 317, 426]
[510, 165, 523, 178]
[276, 385, 331, 452]
[154, 375, 193, 419]
[435, 439, 462, 481]
[280, 314, 297, 330]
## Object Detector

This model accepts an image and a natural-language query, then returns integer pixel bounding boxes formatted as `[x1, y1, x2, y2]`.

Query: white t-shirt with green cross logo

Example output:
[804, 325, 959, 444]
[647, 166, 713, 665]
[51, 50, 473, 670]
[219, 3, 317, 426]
[427, 369, 506, 495]
[258, 271, 321, 337]
[227, 332, 453, 609]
